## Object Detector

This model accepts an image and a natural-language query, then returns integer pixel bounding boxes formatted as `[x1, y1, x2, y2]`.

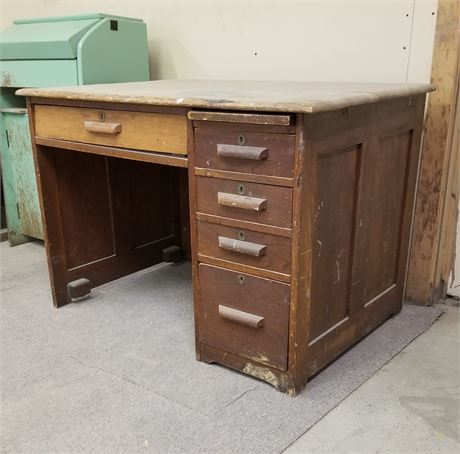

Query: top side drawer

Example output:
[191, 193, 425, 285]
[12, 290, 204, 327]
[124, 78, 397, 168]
[34, 105, 187, 155]
[194, 123, 296, 179]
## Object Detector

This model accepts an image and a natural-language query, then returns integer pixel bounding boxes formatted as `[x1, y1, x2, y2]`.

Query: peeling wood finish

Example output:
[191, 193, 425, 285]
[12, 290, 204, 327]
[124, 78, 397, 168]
[2, 111, 43, 240]
[406, 0, 460, 304]
[17, 79, 434, 114]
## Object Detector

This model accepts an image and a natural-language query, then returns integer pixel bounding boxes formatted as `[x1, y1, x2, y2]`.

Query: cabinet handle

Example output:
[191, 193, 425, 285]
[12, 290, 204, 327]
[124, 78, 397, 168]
[217, 192, 267, 211]
[218, 305, 264, 328]
[218, 236, 266, 257]
[84, 121, 122, 134]
[217, 144, 268, 160]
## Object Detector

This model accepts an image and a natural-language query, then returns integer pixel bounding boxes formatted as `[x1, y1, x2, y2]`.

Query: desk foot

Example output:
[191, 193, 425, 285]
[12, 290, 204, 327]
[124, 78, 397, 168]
[68, 278, 91, 302]
[163, 245, 183, 263]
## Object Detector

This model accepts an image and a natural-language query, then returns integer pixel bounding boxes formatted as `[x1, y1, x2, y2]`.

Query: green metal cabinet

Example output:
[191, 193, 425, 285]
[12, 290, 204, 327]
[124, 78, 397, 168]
[0, 13, 150, 245]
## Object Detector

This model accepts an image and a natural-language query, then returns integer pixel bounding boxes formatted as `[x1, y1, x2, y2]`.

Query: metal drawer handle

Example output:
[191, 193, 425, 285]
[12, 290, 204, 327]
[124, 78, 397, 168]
[218, 236, 266, 257]
[217, 144, 268, 160]
[217, 192, 267, 211]
[218, 305, 264, 328]
[84, 120, 122, 134]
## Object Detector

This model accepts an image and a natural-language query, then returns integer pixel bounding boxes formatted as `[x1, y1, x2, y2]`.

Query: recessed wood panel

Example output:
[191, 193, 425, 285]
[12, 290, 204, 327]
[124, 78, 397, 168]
[35, 105, 187, 155]
[50, 150, 181, 288]
[352, 132, 412, 306]
[53, 150, 115, 269]
[128, 161, 176, 249]
[309, 146, 359, 341]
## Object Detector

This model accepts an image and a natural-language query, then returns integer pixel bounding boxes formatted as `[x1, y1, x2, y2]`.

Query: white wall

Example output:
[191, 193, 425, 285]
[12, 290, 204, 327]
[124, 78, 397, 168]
[0, 0, 437, 84]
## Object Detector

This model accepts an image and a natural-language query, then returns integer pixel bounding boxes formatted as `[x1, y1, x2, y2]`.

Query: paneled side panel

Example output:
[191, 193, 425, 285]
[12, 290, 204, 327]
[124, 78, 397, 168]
[352, 131, 412, 308]
[309, 146, 359, 341]
[53, 150, 114, 269]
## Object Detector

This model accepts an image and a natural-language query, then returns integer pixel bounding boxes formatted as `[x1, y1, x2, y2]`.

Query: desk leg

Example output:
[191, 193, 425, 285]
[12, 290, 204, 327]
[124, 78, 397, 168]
[33, 145, 71, 307]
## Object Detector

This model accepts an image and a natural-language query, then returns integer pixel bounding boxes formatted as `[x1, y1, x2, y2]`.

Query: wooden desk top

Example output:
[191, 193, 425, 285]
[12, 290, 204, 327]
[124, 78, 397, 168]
[18, 79, 434, 114]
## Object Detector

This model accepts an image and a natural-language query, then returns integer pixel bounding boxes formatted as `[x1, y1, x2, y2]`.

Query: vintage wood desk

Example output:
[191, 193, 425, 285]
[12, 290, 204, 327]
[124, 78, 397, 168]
[18, 80, 433, 395]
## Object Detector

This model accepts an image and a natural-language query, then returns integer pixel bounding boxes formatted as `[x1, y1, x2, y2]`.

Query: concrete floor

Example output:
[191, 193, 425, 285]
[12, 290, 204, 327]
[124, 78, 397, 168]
[0, 241, 459, 453]
[287, 301, 460, 453]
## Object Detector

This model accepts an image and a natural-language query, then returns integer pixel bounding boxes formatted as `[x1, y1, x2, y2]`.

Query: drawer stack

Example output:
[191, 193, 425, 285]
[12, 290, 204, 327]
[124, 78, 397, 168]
[189, 112, 296, 372]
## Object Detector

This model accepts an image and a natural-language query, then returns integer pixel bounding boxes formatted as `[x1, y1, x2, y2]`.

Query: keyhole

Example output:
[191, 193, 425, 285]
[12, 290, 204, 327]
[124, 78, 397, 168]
[237, 134, 246, 146]
[238, 274, 245, 285]
[99, 112, 106, 122]
[237, 231, 245, 241]
[237, 184, 246, 195]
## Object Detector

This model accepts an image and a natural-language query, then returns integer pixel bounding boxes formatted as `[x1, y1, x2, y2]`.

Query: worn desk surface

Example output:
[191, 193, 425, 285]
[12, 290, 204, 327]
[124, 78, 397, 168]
[17, 79, 434, 114]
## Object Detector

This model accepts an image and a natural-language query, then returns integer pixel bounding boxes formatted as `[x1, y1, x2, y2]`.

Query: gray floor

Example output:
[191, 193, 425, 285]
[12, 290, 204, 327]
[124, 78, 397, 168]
[288, 301, 460, 453]
[0, 241, 458, 453]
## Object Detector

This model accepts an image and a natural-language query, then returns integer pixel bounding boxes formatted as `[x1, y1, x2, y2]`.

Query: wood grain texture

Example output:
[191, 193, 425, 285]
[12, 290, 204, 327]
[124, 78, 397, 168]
[194, 167, 294, 187]
[35, 105, 187, 154]
[188, 111, 292, 126]
[194, 125, 296, 178]
[199, 264, 290, 370]
[437, 75, 459, 291]
[35, 137, 188, 168]
[196, 176, 292, 228]
[406, 0, 460, 304]
[195, 213, 292, 238]
[309, 146, 359, 340]
[18, 79, 433, 114]
[28, 101, 70, 307]
[197, 220, 291, 275]
[34, 143, 182, 307]
[301, 96, 426, 381]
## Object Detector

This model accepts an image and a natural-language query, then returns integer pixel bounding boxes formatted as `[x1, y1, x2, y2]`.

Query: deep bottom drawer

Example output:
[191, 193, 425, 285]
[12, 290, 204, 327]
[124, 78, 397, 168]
[198, 264, 290, 370]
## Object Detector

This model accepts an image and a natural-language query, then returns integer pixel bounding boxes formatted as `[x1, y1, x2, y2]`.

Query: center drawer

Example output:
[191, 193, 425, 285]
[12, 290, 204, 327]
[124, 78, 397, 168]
[199, 264, 290, 370]
[197, 221, 291, 276]
[34, 104, 187, 154]
[196, 176, 293, 228]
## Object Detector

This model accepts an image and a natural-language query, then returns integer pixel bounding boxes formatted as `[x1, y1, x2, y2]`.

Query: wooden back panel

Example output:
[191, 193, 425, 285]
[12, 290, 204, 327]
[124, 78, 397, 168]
[37, 146, 184, 306]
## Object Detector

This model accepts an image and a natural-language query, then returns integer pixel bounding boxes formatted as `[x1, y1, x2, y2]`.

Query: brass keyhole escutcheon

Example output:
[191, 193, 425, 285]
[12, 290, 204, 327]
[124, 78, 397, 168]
[237, 184, 246, 195]
[238, 274, 245, 285]
[99, 111, 106, 122]
[237, 134, 246, 146]
[237, 230, 245, 241]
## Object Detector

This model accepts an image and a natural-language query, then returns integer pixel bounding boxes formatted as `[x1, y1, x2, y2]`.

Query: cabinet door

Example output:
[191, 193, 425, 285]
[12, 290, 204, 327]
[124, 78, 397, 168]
[4, 111, 43, 240]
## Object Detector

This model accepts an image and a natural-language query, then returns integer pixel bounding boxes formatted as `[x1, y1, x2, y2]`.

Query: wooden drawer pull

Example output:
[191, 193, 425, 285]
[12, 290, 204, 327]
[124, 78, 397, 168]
[217, 192, 267, 211]
[217, 144, 268, 160]
[218, 236, 266, 257]
[218, 305, 264, 328]
[84, 120, 122, 134]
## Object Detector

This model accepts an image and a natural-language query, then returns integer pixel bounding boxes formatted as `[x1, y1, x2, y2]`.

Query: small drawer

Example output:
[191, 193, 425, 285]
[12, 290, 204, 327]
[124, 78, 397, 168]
[197, 221, 291, 275]
[196, 176, 293, 228]
[194, 125, 296, 178]
[199, 264, 290, 370]
[34, 105, 187, 154]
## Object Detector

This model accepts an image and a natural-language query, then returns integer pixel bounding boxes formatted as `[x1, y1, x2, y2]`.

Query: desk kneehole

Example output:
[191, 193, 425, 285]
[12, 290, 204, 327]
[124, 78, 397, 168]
[34, 104, 188, 155]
